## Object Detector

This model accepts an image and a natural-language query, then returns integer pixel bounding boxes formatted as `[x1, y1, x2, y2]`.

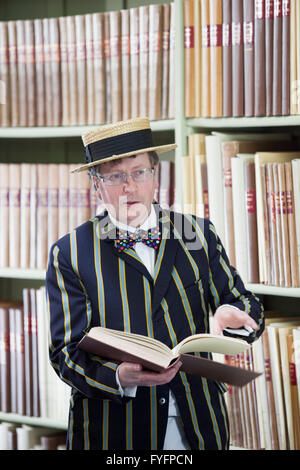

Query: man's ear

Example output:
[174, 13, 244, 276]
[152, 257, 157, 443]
[92, 175, 102, 199]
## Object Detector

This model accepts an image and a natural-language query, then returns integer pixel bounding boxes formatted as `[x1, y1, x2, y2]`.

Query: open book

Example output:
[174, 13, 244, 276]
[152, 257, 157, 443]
[77, 327, 261, 387]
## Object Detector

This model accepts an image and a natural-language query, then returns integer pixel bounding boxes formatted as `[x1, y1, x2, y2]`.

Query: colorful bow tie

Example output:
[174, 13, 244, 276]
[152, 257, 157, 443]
[114, 227, 161, 252]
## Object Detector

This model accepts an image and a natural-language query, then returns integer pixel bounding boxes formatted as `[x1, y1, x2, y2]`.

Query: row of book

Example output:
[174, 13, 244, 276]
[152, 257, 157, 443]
[220, 313, 300, 449]
[0, 3, 175, 128]
[184, 0, 300, 118]
[0, 160, 174, 270]
[181, 131, 300, 286]
[0, 422, 67, 450]
[0, 288, 69, 423]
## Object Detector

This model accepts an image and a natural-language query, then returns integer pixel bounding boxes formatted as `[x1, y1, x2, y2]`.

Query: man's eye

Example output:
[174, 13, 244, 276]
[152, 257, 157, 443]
[110, 173, 122, 181]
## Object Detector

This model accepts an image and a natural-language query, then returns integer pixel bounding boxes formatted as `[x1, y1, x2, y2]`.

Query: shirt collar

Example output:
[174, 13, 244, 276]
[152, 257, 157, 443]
[108, 204, 157, 233]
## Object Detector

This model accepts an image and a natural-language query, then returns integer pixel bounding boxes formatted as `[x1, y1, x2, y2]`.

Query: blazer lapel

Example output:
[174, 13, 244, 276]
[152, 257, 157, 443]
[151, 210, 179, 315]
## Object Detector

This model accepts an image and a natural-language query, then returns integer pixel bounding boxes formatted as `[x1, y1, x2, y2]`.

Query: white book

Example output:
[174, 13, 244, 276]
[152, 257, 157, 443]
[292, 159, 300, 282]
[205, 135, 225, 244]
[231, 154, 254, 282]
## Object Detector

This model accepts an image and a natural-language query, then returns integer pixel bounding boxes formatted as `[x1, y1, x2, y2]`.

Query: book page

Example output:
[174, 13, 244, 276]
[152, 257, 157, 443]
[173, 333, 250, 356]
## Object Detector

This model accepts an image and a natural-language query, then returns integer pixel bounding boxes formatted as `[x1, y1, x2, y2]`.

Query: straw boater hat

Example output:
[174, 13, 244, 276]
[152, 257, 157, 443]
[71, 117, 177, 173]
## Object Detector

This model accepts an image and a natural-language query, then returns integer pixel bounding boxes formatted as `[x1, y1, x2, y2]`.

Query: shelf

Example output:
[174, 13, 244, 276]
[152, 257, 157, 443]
[0, 412, 67, 430]
[187, 115, 300, 129]
[0, 119, 176, 139]
[246, 283, 300, 297]
[0, 268, 46, 280]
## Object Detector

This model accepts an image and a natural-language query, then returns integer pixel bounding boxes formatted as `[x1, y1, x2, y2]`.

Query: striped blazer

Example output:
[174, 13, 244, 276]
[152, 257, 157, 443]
[45, 205, 264, 450]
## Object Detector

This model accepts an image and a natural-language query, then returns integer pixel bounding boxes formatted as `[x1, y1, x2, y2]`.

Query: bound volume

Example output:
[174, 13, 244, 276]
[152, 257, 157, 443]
[78, 326, 261, 387]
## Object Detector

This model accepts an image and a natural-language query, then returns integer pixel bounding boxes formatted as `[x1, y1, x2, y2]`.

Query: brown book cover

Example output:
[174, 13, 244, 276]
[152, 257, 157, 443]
[168, 2, 176, 118]
[272, 162, 285, 286]
[290, 0, 297, 115]
[232, 0, 244, 117]
[78, 327, 261, 387]
[92, 13, 106, 125]
[41, 433, 67, 450]
[222, 0, 232, 117]
[210, 0, 223, 117]
[284, 162, 299, 286]
[110, 10, 122, 123]
[66, 15, 78, 126]
[194, 0, 202, 117]
[36, 164, 49, 269]
[7, 21, 19, 127]
[69, 164, 79, 231]
[0, 21, 10, 126]
[266, 163, 279, 285]
[282, 0, 290, 115]
[273, 0, 282, 115]
[15, 307, 25, 415]
[8, 163, 21, 268]
[58, 164, 70, 239]
[261, 330, 280, 449]
[0, 306, 11, 412]
[24, 20, 36, 127]
[254, 0, 266, 116]
[49, 17, 61, 126]
[265, 0, 274, 116]
[0, 163, 9, 267]
[104, 12, 112, 123]
[162, 4, 170, 119]
[59, 16, 69, 126]
[85, 14, 95, 125]
[245, 162, 259, 283]
[34, 18, 46, 127]
[9, 308, 17, 413]
[287, 333, 300, 449]
[148, 4, 163, 120]
[30, 288, 40, 417]
[243, 0, 255, 116]
[202, 162, 210, 219]
[77, 166, 91, 226]
[130, 8, 140, 119]
[47, 164, 59, 252]
[225, 355, 243, 447]
[16, 20, 27, 126]
[23, 289, 33, 417]
[184, 0, 195, 117]
[29, 164, 37, 269]
[42, 18, 53, 126]
[20, 163, 31, 268]
[201, 0, 211, 117]
[121, 9, 131, 121]
[75, 15, 87, 125]
[245, 349, 261, 448]
[139, 5, 149, 117]
[278, 162, 292, 286]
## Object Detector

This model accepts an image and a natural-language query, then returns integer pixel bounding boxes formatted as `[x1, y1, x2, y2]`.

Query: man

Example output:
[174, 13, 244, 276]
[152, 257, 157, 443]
[46, 118, 264, 450]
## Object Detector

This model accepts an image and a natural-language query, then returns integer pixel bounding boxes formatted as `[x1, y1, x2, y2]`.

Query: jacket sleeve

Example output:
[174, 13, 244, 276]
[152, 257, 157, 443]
[45, 241, 128, 403]
[207, 221, 264, 342]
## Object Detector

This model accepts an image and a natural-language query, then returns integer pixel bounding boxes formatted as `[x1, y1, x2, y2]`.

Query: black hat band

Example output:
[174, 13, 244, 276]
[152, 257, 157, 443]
[85, 128, 154, 165]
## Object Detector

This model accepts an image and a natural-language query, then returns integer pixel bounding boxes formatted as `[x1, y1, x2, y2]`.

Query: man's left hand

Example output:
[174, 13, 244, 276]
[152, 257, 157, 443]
[212, 305, 258, 336]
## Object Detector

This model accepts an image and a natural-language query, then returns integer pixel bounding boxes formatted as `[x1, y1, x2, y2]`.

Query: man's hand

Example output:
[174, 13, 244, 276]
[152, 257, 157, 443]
[212, 305, 258, 336]
[118, 360, 182, 388]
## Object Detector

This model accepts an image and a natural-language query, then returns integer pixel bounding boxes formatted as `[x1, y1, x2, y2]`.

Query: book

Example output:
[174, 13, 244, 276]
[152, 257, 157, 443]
[210, 0, 223, 117]
[184, 0, 195, 117]
[273, 0, 282, 116]
[243, 0, 255, 116]
[232, 0, 244, 117]
[78, 326, 261, 387]
[265, 0, 274, 116]
[254, 0, 266, 116]
[222, 0, 232, 117]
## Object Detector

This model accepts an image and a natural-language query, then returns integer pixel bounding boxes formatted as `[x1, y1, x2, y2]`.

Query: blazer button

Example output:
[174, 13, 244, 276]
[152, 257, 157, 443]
[159, 397, 166, 405]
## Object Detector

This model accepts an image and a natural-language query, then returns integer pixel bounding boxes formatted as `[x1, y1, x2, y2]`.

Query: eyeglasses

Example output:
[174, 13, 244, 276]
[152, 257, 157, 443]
[97, 167, 155, 186]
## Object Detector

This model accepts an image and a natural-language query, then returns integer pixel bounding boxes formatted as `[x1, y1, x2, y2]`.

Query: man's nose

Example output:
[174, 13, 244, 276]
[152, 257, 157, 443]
[122, 174, 138, 191]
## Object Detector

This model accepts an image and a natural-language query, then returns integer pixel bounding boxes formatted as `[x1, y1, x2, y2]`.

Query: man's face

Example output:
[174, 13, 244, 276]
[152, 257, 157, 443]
[93, 153, 157, 227]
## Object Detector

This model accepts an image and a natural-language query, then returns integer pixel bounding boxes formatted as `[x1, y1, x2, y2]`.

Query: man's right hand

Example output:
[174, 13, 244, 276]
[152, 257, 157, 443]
[118, 361, 182, 388]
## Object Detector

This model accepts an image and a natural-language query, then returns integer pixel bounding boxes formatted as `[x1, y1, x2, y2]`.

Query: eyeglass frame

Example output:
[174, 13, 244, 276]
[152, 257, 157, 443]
[95, 167, 156, 186]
